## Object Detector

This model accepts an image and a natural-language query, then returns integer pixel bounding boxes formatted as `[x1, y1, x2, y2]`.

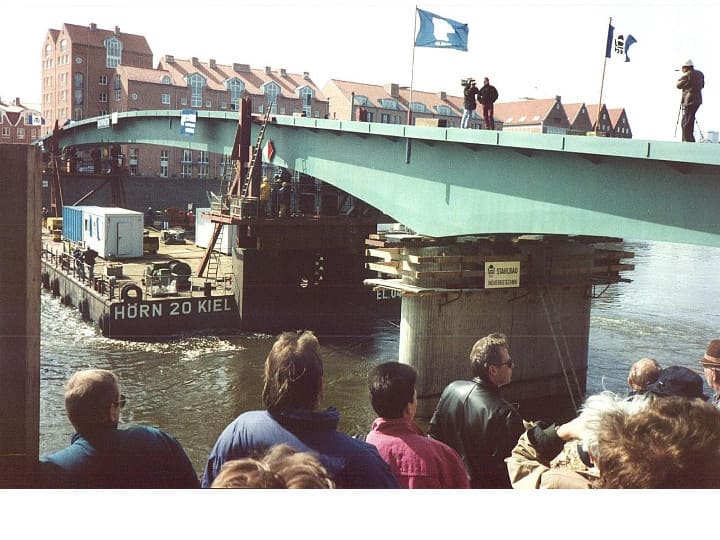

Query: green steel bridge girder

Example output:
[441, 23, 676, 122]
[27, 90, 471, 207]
[50, 110, 720, 248]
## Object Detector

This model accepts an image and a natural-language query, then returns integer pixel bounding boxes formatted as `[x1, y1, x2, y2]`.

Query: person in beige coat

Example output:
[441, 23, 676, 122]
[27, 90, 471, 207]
[507, 391, 649, 489]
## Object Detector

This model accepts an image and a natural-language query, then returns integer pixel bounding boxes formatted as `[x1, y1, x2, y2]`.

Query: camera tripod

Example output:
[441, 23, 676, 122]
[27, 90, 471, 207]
[675, 103, 706, 142]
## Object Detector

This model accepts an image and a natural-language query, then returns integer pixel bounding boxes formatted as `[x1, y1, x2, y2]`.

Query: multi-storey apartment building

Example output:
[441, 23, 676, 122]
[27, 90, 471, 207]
[41, 22, 326, 180]
[0, 98, 43, 144]
[42, 23, 153, 136]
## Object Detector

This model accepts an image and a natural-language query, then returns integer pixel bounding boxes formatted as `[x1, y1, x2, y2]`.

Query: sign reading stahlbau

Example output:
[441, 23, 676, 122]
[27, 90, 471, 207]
[485, 261, 520, 288]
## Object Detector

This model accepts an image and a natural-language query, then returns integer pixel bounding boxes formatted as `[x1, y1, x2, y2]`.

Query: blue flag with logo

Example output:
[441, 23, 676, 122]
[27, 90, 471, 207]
[605, 23, 637, 62]
[415, 8, 468, 51]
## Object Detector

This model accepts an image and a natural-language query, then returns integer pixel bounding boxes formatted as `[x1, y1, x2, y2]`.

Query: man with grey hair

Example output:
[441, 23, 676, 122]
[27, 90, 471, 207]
[39, 368, 199, 488]
[507, 391, 650, 489]
[428, 332, 524, 488]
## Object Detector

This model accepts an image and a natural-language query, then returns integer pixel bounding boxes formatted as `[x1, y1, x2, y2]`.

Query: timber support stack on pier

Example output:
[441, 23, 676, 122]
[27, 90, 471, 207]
[365, 233, 634, 420]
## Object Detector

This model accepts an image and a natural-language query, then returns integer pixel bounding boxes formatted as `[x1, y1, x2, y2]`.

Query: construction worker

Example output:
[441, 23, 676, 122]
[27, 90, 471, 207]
[260, 177, 271, 217]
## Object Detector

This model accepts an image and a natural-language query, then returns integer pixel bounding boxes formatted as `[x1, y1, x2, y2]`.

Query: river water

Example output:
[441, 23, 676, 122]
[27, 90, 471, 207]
[39, 239, 720, 477]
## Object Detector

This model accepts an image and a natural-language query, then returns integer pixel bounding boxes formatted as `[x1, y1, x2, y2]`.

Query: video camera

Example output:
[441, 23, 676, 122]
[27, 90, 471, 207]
[461, 78, 475, 86]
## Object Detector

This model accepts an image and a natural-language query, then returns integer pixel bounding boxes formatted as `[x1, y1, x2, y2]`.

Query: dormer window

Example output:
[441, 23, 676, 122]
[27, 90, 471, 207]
[410, 102, 427, 113]
[161, 75, 171, 85]
[436, 105, 453, 116]
[187, 73, 207, 107]
[379, 98, 399, 110]
[227, 78, 245, 110]
[105, 37, 122, 68]
[353, 95, 369, 107]
[263, 81, 281, 112]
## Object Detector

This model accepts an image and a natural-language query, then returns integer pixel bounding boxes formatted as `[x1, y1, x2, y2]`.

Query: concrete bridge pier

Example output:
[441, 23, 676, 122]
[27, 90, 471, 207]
[365, 235, 633, 421]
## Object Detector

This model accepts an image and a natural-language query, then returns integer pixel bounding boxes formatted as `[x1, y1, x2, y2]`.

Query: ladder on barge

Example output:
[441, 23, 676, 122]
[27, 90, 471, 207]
[197, 99, 273, 279]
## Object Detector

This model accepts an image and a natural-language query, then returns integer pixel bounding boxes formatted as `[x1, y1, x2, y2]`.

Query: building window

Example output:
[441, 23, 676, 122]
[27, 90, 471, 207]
[116, 89, 122, 101]
[181, 162, 193, 178]
[263, 82, 280, 113]
[198, 151, 209, 178]
[220, 101, 227, 110]
[2, 127, 10, 138]
[160, 150, 169, 178]
[366, 111, 374, 122]
[436, 105, 453, 116]
[379, 98, 398, 110]
[180, 97, 187, 106]
[130, 92, 138, 101]
[354, 95, 369, 106]
[99, 93, 108, 103]
[410, 102, 426, 113]
[45, 44, 52, 57]
[298, 86, 314, 116]
[182, 149, 192, 162]
[74, 107, 83, 120]
[17, 128, 25, 139]
[227, 78, 245, 111]
[99, 75, 108, 85]
[161, 94, 170, 105]
[105, 37, 122, 68]
[188, 73, 205, 108]
[59, 39, 68, 53]
[161, 75, 171, 85]
[205, 99, 211, 108]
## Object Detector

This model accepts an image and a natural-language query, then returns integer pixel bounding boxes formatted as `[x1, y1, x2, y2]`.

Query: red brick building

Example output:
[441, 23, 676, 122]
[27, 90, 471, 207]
[41, 22, 325, 180]
[0, 98, 43, 144]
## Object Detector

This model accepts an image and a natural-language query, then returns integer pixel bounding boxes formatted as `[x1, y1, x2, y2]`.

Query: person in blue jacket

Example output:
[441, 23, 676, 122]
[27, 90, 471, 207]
[39, 369, 199, 488]
[201, 330, 399, 488]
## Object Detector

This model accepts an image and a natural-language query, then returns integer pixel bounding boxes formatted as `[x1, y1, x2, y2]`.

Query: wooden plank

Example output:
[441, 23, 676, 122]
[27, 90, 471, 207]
[366, 262, 401, 275]
[365, 248, 401, 261]
[594, 249, 635, 259]
[413, 269, 486, 279]
[365, 238, 397, 247]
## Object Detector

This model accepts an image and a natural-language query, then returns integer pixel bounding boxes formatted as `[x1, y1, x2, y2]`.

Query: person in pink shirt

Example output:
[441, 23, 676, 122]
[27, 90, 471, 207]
[366, 362, 470, 489]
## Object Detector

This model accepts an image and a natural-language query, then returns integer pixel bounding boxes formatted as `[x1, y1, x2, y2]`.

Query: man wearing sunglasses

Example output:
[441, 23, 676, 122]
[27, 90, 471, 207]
[428, 332, 524, 488]
[39, 368, 199, 488]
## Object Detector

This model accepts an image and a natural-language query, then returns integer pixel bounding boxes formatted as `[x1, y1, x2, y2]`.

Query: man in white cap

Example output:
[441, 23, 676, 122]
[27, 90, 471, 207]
[676, 59, 704, 142]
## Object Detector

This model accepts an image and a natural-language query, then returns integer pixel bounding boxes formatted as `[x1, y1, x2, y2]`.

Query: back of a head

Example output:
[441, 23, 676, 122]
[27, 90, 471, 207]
[368, 362, 417, 419]
[596, 396, 720, 488]
[262, 330, 324, 412]
[211, 444, 334, 488]
[470, 332, 508, 378]
[575, 391, 650, 461]
[64, 369, 119, 433]
[628, 357, 661, 391]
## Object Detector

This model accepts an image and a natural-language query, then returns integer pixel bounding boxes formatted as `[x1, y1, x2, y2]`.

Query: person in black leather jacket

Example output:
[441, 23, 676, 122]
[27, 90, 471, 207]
[428, 332, 524, 488]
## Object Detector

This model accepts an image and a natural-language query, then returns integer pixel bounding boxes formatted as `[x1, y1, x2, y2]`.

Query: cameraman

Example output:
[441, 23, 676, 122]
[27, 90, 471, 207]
[676, 59, 704, 142]
[461, 78, 479, 129]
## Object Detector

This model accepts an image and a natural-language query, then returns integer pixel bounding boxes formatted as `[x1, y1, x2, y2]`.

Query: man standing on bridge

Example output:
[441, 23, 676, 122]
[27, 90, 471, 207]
[478, 77, 499, 130]
[428, 332, 524, 488]
[677, 59, 704, 142]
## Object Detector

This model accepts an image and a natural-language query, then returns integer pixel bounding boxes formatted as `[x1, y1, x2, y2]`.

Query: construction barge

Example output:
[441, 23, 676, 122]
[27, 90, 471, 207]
[40, 226, 238, 339]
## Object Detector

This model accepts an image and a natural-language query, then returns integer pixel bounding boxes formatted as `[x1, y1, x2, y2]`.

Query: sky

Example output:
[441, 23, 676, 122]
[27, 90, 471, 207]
[2, 0, 718, 141]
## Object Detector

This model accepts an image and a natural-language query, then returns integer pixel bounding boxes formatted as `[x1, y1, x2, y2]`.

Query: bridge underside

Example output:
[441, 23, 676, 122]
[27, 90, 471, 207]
[51, 111, 720, 247]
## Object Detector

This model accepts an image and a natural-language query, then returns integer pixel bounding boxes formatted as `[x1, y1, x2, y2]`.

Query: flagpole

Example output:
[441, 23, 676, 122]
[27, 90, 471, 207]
[406, 6, 419, 163]
[595, 16, 612, 135]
